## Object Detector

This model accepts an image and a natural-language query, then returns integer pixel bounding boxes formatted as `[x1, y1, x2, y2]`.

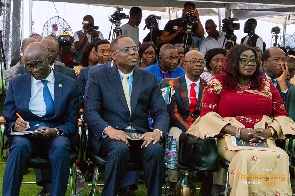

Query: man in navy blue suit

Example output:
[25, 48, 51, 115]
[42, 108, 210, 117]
[84, 36, 169, 196]
[2, 42, 79, 196]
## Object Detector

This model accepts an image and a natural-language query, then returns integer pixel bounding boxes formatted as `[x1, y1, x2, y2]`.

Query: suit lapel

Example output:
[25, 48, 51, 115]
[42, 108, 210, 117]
[107, 66, 130, 113]
[179, 76, 189, 111]
[54, 64, 61, 73]
[22, 74, 32, 112]
[53, 71, 62, 116]
[130, 68, 143, 115]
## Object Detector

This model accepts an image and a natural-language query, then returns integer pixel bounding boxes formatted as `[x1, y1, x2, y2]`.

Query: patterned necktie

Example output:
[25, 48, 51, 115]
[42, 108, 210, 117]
[41, 80, 55, 117]
[122, 74, 131, 114]
[188, 83, 197, 125]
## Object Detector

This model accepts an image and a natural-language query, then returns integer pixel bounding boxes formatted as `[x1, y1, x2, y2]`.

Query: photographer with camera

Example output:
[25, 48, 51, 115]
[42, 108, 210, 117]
[73, 15, 104, 66]
[121, 7, 142, 46]
[143, 15, 163, 49]
[161, 1, 204, 46]
[241, 18, 264, 51]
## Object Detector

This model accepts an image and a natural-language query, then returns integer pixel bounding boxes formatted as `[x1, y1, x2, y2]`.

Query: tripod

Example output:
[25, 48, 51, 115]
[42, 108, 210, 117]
[222, 33, 236, 50]
[182, 25, 194, 48]
[109, 20, 122, 41]
[272, 33, 280, 47]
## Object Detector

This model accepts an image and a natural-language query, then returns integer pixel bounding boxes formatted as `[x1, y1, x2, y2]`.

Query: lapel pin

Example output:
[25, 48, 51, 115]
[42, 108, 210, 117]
[59, 84, 62, 87]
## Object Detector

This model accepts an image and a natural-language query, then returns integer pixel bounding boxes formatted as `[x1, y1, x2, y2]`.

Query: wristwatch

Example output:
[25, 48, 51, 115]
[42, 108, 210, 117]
[154, 129, 163, 138]
[55, 128, 63, 136]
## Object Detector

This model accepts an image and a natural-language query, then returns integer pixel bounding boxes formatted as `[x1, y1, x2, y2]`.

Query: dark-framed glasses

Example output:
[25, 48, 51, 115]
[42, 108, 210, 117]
[25, 59, 47, 72]
[117, 46, 139, 53]
[239, 58, 257, 66]
[184, 58, 205, 65]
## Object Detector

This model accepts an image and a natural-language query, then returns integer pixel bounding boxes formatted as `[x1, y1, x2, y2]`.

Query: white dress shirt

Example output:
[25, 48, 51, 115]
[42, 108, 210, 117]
[29, 71, 55, 117]
[185, 74, 200, 104]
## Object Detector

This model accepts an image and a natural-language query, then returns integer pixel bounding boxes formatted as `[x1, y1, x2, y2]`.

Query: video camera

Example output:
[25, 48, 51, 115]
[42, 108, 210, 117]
[181, 12, 198, 29]
[222, 17, 240, 35]
[82, 21, 99, 31]
[144, 14, 161, 30]
[222, 17, 240, 50]
[58, 35, 74, 47]
[271, 26, 281, 34]
[109, 7, 129, 24]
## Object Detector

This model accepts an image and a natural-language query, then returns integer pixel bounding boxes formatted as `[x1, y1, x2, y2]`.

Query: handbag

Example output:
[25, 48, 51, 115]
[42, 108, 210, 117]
[179, 132, 219, 172]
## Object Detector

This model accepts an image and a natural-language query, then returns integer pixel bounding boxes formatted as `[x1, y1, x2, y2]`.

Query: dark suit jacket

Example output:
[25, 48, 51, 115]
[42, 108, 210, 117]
[261, 69, 293, 103]
[77, 62, 112, 107]
[3, 71, 79, 138]
[83, 66, 170, 154]
[16, 62, 76, 79]
[167, 76, 207, 132]
[145, 62, 186, 83]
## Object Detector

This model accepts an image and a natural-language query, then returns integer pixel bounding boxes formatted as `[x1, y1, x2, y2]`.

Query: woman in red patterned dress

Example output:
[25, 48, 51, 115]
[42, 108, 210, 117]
[188, 44, 295, 195]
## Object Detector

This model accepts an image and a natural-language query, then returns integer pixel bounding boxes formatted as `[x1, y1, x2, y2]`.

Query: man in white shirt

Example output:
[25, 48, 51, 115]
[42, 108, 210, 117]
[73, 15, 104, 66]
[121, 7, 142, 46]
[199, 19, 226, 57]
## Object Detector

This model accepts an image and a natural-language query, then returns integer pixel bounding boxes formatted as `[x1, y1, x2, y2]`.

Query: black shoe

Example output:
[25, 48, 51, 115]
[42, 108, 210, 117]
[118, 185, 136, 196]
[37, 184, 51, 196]
[167, 182, 176, 196]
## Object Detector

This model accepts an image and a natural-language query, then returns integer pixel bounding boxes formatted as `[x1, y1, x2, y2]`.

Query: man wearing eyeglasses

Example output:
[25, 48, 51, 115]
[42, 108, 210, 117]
[84, 35, 169, 196]
[166, 50, 212, 195]
[261, 47, 292, 103]
[2, 42, 79, 196]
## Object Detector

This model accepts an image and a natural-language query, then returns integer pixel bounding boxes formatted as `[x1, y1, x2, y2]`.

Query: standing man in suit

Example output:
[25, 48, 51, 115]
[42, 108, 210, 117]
[145, 44, 185, 83]
[262, 47, 292, 103]
[166, 50, 212, 195]
[84, 36, 169, 196]
[2, 42, 79, 196]
[15, 36, 76, 79]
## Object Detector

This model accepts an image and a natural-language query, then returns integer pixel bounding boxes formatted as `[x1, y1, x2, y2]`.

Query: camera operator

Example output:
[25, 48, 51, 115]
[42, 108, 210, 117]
[121, 7, 142, 46]
[199, 19, 227, 56]
[73, 15, 104, 66]
[142, 16, 163, 49]
[161, 1, 204, 46]
[241, 18, 264, 51]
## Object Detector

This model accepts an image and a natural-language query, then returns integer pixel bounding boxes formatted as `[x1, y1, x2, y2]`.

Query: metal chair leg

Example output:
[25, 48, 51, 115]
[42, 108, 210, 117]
[90, 165, 100, 196]
[70, 163, 77, 196]
[223, 169, 229, 196]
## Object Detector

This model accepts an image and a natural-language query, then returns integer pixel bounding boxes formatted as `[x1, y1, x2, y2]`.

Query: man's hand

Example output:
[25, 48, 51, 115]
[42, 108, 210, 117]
[176, 27, 183, 35]
[139, 130, 161, 148]
[36, 127, 57, 139]
[13, 118, 29, 132]
[277, 63, 288, 83]
[191, 8, 199, 18]
[104, 127, 131, 146]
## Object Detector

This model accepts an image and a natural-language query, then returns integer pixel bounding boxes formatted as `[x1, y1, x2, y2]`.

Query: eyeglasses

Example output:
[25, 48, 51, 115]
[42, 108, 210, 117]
[25, 59, 47, 72]
[183, 59, 205, 65]
[117, 46, 139, 53]
[211, 58, 225, 64]
[239, 58, 257, 66]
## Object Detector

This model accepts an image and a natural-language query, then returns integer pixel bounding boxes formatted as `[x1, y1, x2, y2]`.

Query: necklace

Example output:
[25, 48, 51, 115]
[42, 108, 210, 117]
[238, 82, 251, 91]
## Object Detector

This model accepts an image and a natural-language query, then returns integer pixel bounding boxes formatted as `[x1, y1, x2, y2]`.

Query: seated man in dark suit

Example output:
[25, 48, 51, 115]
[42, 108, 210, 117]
[262, 47, 292, 103]
[166, 50, 212, 195]
[84, 35, 169, 196]
[2, 42, 79, 196]
[15, 36, 76, 79]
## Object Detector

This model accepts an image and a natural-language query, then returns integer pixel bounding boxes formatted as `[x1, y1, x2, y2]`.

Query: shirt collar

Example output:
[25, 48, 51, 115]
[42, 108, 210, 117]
[31, 70, 55, 85]
[118, 69, 134, 80]
[185, 74, 200, 87]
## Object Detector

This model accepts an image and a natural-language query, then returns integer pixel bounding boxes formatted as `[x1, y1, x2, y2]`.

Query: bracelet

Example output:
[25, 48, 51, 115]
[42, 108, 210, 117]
[103, 126, 111, 131]
[235, 127, 242, 139]
[268, 126, 276, 137]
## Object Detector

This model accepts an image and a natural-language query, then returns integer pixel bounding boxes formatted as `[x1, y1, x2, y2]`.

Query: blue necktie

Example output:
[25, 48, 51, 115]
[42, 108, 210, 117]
[41, 80, 55, 117]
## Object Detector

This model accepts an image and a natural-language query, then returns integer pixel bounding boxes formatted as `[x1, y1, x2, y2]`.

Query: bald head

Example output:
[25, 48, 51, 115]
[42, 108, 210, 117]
[24, 42, 49, 60]
[40, 36, 59, 64]
[184, 50, 204, 81]
[21, 37, 37, 53]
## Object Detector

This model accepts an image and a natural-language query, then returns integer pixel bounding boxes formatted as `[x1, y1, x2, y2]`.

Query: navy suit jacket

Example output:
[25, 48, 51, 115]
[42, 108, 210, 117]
[16, 62, 76, 79]
[144, 61, 185, 83]
[3, 71, 79, 138]
[83, 66, 170, 154]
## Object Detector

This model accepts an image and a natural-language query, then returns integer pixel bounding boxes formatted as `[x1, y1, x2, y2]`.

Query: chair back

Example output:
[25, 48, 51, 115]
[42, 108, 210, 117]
[287, 86, 295, 121]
